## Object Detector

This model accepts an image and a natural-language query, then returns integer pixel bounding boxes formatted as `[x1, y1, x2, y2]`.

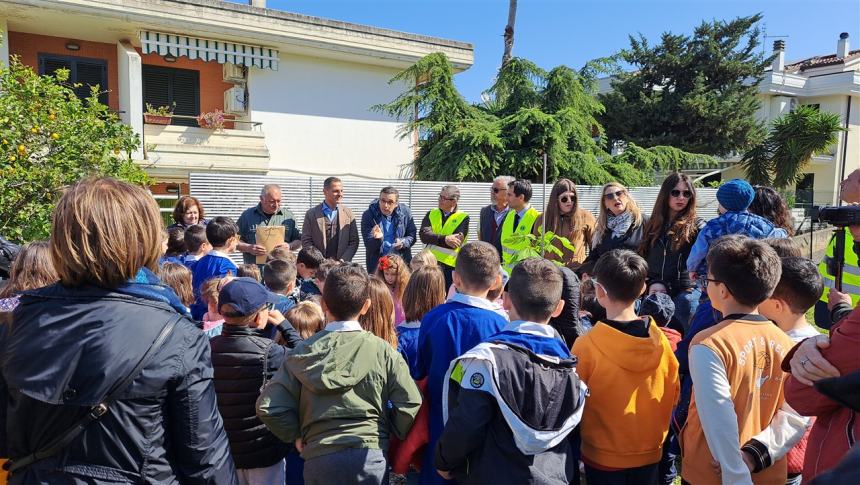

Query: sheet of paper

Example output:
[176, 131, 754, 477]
[256, 225, 285, 264]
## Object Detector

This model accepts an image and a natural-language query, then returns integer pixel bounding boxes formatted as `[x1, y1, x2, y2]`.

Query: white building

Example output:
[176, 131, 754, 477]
[0, 0, 473, 192]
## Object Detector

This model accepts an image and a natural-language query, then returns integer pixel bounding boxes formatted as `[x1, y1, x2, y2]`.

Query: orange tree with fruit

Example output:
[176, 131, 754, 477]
[0, 56, 147, 242]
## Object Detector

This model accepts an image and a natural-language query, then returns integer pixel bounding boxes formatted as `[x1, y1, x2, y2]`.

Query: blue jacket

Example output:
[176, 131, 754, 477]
[361, 200, 417, 274]
[686, 211, 788, 276]
[415, 297, 508, 485]
[191, 252, 238, 320]
[396, 321, 422, 377]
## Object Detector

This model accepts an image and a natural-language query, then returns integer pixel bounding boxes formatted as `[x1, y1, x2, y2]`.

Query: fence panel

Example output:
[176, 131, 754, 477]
[190, 172, 719, 266]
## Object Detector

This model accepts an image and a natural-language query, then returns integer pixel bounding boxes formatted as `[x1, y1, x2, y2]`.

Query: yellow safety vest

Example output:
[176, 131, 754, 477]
[427, 208, 468, 268]
[819, 230, 860, 305]
[500, 206, 540, 275]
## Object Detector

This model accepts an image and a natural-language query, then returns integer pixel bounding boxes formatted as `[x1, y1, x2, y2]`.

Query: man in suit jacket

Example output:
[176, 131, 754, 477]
[478, 175, 514, 258]
[301, 177, 359, 262]
[361, 186, 417, 274]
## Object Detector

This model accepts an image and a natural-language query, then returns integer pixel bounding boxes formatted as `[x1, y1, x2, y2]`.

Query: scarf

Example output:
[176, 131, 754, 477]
[606, 210, 633, 239]
[115, 267, 190, 317]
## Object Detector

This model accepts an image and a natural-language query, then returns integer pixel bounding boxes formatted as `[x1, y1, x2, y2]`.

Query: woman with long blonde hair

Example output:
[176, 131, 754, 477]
[375, 254, 411, 324]
[359, 276, 399, 349]
[582, 182, 648, 273]
[533, 178, 597, 270]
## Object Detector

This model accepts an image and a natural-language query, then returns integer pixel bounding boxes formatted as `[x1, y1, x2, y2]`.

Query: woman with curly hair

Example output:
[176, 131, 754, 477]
[376, 254, 411, 325]
[749, 186, 795, 236]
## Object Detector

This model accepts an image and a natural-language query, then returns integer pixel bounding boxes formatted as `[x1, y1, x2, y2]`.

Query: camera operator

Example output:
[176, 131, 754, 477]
[815, 170, 860, 329]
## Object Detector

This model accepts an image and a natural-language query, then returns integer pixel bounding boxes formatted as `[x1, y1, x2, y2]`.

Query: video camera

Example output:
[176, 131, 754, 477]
[811, 205, 860, 227]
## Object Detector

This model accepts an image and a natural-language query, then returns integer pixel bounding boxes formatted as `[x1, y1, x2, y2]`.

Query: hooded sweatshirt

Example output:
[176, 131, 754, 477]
[435, 321, 587, 484]
[256, 321, 422, 460]
[571, 317, 680, 468]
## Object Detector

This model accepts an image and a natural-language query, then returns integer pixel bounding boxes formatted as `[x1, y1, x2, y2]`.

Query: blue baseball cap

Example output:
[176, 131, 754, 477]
[218, 277, 277, 317]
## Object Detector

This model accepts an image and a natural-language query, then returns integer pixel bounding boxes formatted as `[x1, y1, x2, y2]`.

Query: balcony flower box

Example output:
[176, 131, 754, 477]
[144, 113, 172, 125]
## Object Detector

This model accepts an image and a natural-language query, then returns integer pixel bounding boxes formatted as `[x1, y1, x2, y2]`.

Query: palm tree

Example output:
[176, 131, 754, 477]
[742, 105, 845, 188]
[501, 0, 518, 67]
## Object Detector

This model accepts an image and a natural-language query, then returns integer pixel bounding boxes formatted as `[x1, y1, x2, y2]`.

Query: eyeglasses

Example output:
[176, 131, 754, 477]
[559, 195, 575, 204]
[699, 276, 729, 292]
[670, 189, 693, 199]
[604, 190, 625, 201]
[492, 187, 507, 194]
[439, 195, 458, 201]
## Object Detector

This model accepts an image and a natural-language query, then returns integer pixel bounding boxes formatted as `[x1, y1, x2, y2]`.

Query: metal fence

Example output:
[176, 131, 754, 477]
[190, 172, 720, 265]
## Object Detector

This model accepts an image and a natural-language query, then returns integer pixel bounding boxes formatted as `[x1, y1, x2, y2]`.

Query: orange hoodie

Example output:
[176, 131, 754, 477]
[572, 317, 680, 468]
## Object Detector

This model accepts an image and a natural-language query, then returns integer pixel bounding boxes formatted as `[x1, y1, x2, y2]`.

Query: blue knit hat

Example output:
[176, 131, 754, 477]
[717, 179, 755, 212]
[638, 292, 676, 327]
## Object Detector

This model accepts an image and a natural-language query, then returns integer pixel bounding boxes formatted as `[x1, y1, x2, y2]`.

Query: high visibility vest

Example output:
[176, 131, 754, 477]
[500, 206, 540, 275]
[819, 230, 860, 305]
[427, 208, 468, 268]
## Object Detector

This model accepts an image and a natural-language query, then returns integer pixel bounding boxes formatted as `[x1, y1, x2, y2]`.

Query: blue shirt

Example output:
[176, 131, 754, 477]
[396, 321, 422, 377]
[190, 251, 238, 320]
[415, 294, 508, 485]
[322, 202, 338, 223]
[380, 214, 396, 256]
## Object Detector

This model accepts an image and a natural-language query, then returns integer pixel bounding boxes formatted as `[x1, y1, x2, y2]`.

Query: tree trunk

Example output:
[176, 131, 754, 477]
[501, 0, 517, 67]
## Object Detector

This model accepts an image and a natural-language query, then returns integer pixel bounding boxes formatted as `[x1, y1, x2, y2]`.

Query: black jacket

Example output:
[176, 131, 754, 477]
[0, 284, 237, 484]
[581, 215, 649, 274]
[642, 218, 705, 295]
[435, 343, 584, 485]
[210, 325, 290, 470]
[548, 267, 584, 348]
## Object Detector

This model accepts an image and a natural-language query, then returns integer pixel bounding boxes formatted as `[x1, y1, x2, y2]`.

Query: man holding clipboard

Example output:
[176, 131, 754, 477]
[237, 184, 301, 265]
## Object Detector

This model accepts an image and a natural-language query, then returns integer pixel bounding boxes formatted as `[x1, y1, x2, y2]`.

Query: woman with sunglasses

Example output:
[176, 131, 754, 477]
[582, 182, 647, 273]
[533, 179, 596, 270]
[639, 172, 705, 331]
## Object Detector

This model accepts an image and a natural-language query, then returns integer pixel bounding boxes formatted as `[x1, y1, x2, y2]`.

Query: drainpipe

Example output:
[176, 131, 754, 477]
[838, 95, 852, 206]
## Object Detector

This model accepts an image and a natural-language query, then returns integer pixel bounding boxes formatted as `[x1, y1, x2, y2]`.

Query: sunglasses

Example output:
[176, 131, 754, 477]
[492, 187, 507, 194]
[670, 189, 693, 199]
[603, 190, 625, 201]
[439, 195, 458, 201]
[559, 195, 575, 204]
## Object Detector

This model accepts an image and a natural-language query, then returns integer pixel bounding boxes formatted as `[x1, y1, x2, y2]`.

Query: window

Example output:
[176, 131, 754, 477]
[795, 174, 814, 209]
[142, 65, 200, 127]
[38, 54, 108, 106]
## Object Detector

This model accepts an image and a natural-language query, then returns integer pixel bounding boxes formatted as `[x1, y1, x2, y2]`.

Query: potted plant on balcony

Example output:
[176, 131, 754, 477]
[144, 103, 174, 125]
[197, 109, 227, 131]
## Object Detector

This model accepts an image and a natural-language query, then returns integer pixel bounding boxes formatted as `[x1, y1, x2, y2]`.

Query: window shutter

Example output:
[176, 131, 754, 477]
[142, 66, 200, 127]
[75, 61, 108, 106]
[171, 70, 200, 127]
[38, 55, 107, 106]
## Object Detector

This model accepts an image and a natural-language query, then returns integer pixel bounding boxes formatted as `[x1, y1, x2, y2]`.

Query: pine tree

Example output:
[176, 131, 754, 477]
[599, 14, 772, 157]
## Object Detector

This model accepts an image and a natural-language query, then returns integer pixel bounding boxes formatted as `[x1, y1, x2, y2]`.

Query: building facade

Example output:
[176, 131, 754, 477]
[0, 0, 473, 189]
[722, 33, 860, 206]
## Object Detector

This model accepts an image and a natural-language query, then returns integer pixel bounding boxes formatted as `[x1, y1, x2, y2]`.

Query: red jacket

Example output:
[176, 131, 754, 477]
[389, 379, 429, 474]
[784, 310, 860, 482]
[659, 327, 681, 352]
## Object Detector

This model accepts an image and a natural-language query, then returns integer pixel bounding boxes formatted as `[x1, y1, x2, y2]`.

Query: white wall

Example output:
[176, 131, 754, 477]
[249, 53, 413, 179]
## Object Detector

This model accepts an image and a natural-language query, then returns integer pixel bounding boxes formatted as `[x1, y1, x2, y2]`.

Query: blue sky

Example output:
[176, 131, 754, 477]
[231, 0, 860, 102]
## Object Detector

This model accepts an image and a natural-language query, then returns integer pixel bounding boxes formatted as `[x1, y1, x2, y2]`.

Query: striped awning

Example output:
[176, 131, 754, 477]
[140, 31, 278, 70]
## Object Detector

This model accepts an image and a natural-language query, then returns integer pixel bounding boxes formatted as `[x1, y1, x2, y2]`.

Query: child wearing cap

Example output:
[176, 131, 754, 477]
[686, 178, 788, 281]
[209, 277, 291, 485]
[639, 291, 681, 352]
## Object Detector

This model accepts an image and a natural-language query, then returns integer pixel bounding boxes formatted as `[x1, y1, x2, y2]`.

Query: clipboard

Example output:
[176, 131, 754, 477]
[256, 225, 285, 264]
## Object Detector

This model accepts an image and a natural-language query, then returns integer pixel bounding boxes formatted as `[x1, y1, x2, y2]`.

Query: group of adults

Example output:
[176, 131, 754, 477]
[169, 172, 713, 326]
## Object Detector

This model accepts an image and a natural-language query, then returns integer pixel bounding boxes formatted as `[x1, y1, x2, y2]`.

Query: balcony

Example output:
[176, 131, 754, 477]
[142, 122, 270, 178]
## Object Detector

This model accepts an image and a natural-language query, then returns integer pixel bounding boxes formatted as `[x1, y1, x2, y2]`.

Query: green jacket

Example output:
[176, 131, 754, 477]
[256, 324, 421, 459]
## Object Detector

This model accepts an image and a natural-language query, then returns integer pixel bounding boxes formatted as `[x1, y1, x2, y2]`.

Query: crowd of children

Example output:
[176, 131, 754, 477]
[6, 174, 860, 485]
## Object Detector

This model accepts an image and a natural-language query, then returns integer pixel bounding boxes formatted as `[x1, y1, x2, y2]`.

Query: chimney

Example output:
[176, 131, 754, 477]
[837, 32, 850, 59]
[772, 40, 785, 72]
[250, 0, 266, 7]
